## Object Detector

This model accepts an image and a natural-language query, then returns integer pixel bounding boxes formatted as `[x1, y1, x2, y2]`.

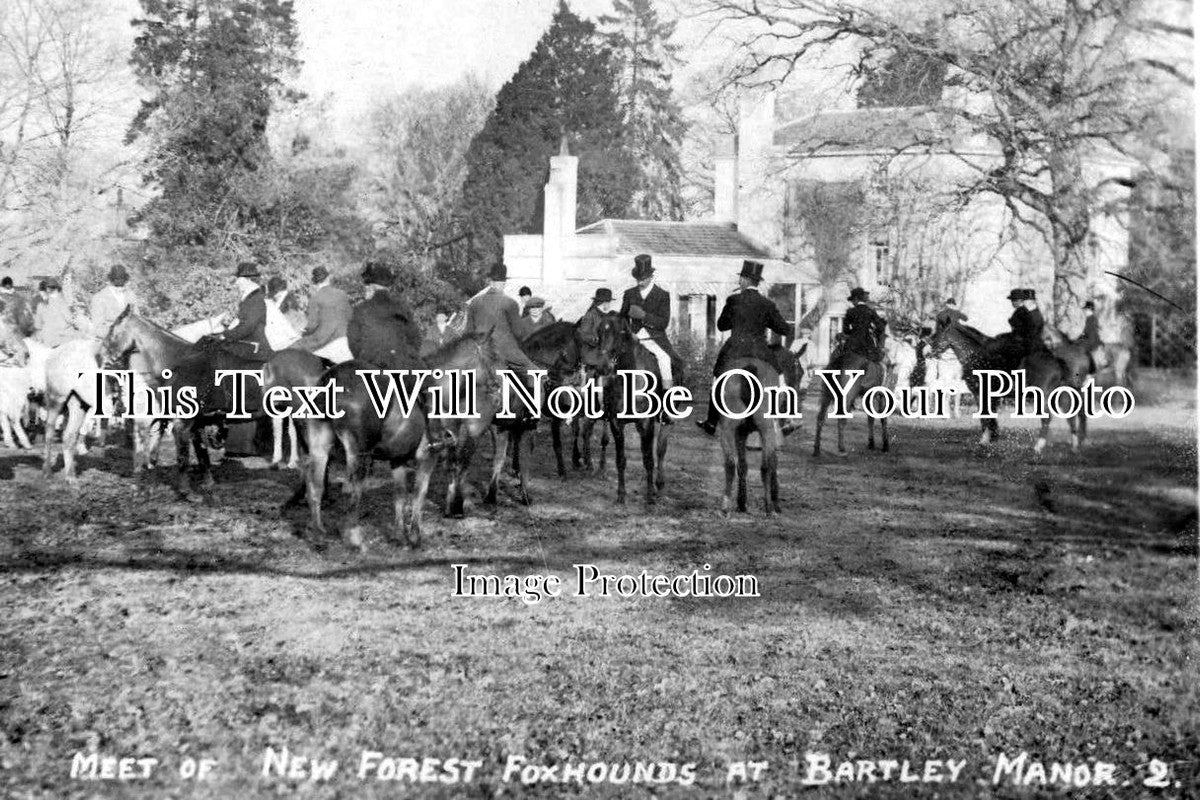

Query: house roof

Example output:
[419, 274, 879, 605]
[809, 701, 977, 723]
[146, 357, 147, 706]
[575, 219, 772, 260]
[774, 106, 956, 154]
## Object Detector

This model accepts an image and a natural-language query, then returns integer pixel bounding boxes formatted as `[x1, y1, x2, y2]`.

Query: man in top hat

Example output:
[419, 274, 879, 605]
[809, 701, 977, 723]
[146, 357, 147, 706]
[697, 260, 792, 435]
[619, 254, 679, 389]
[346, 261, 422, 370]
[464, 260, 540, 371]
[514, 296, 554, 341]
[89, 264, 134, 339]
[201, 261, 272, 361]
[578, 287, 615, 372]
[1073, 300, 1106, 371]
[295, 265, 353, 362]
[934, 297, 967, 334]
[842, 287, 887, 362]
[0, 276, 35, 337]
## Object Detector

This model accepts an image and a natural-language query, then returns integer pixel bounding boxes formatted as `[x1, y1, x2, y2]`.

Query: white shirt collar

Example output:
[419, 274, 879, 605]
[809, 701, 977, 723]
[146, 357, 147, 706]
[238, 281, 257, 301]
[639, 281, 655, 299]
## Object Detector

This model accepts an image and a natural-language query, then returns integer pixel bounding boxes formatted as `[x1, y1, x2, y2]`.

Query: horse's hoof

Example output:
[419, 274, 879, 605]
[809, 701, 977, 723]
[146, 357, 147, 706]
[269, 461, 280, 471]
[287, 461, 300, 471]
[343, 525, 365, 550]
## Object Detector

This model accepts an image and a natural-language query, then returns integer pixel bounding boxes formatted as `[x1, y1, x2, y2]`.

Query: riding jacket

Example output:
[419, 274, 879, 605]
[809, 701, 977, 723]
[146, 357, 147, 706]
[712, 288, 791, 375]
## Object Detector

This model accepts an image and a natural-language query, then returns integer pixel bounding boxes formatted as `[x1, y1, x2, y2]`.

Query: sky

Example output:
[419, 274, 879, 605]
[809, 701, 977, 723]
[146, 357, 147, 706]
[292, 0, 620, 128]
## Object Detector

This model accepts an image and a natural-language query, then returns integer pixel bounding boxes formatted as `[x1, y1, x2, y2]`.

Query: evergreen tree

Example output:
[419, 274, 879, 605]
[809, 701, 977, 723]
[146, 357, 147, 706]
[456, 1, 637, 284]
[600, 0, 686, 220]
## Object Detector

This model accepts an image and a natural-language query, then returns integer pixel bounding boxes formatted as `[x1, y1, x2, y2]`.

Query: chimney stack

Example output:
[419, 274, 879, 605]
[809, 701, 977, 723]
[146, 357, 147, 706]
[542, 136, 578, 281]
[713, 134, 738, 226]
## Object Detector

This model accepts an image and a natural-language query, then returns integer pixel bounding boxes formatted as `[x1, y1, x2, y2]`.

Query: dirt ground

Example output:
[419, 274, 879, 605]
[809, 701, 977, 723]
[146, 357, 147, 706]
[1, 373, 1196, 799]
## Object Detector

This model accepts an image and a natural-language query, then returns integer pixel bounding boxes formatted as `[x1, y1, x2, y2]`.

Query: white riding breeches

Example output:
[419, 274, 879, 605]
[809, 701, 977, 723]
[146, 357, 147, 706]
[313, 336, 353, 364]
[635, 332, 673, 389]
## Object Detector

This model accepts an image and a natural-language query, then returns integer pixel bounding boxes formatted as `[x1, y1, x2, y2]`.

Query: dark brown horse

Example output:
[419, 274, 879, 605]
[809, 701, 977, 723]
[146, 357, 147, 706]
[298, 361, 434, 549]
[927, 322, 1088, 453]
[596, 316, 670, 505]
[519, 320, 585, 477]
[812, 349, 889, 457]
[716, 357, 781, 516]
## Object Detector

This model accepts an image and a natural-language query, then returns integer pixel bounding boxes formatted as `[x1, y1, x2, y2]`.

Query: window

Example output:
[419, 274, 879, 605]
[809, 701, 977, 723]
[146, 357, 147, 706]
[872, 239, 891, 285]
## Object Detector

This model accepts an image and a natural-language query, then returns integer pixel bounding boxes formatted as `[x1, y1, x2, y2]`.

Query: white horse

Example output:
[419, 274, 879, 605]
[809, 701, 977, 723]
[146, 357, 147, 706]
[926, 349, 971, 418]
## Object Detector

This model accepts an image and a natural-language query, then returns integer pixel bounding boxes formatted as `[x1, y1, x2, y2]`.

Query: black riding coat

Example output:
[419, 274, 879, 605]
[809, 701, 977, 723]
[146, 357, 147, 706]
[712, 288, 791, 375]
[842, 302, 886, 358]
[347, 289, 422, 370]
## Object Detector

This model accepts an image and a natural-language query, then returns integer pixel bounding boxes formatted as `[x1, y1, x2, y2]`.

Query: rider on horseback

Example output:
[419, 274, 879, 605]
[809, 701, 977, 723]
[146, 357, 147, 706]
[696, 260, 791, 436]
[619, 254, 681, 391]
[199, 262, 273, 362]
[1073, 300, 1107, 372]
[577, 287, 614, 373]
[991, 288, 1048, 366]
[464, 260, 541, 372]
[842, 287, 887, 363]
[346, 261, 422, 370]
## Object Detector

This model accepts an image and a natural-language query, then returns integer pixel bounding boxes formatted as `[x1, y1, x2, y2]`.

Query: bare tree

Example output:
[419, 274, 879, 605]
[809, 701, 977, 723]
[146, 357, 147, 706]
[697, 0, 1193, 324]
[361, 77, 493, 269]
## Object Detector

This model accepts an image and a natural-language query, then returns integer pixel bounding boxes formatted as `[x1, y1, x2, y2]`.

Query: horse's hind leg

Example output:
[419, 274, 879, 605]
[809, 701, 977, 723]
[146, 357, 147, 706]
[286, 418, 301, 469]
[41, 394, 62, 476]
[445, 432, 475, 518]
[1034, 416, 1051, 455]
[761, 434, 778, 516]
[640, 422, 656, 506]
[405, 438, 435, 546]
[654, 422, 668, 492]
[304, 421, 334, 538]
[611, 420, 627, 504]
[485, 428, 508, 506]
[836, 417, 848, 456]
[812, 400, 827, 457]
[174, 423, 194, 499]
[880, 415, 889, 453]
[720, 424, 736, 518]
[550, 418, 566, 477]
[60, 397, 88, 481]
[514, 429, 531, 506]
[736, 430, 749, 513]
[11, 412, 30, 450]
[270, 416, 284, 469]
[867, 415, 876, 450]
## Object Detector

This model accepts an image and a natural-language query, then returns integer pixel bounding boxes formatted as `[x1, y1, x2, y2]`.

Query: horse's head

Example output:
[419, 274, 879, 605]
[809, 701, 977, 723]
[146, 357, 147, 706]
[593, 312, 627, 376]
[522, 321, 579, 374]
[102, 306, 138, 366]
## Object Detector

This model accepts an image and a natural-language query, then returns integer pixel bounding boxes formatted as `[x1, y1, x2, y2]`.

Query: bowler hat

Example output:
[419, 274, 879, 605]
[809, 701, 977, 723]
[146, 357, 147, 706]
[518, 285, 532, 298]
[632, 253, 654, 280]
[739, 260, 764, 283]
[0, 276, 11, 289]
[1007, 288, 1025, 301]
[593, 288, 613, 304]
[311, 266, 329, 284]
[848, 287, 870, 303]
[944, 297, 956, 306]
[488, 260, 507, 282]
[45, 279, 62, 292]
[267, 276, 288, 296]
[108, 264, 129, 286]
[362, 261, 394, 287]
[235, 261, 260, 279]
[1083, 300, 1095, 310]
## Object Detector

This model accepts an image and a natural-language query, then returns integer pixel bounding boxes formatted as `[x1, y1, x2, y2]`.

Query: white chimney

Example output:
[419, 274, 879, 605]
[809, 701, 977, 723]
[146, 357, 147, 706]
[542, 136, 578, 282]
[713, 134, 738, 226]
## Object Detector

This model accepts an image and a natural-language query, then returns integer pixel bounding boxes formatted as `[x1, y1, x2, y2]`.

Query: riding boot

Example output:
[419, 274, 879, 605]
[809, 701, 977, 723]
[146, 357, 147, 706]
[695, 401, 718, 436]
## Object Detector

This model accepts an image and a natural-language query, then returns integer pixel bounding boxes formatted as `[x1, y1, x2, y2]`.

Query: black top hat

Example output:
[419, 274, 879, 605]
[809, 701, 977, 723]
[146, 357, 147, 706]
[1083, 300, 1095, 310]
[739, 260, 764, 283]
[362, 261, 394, 287]
[1007, 288, 1025, 301]
[311, 266, 329, 284]
[593, 287, 613, 304]
[488, 260, 507, 282]
[848, 287, 870, 303]
[108, 264, 129, 286]
[235, 261, 260, 279]
[944, 297, 956, 306]
[632, 254, 654, 280]
[45, 279, 62, 292]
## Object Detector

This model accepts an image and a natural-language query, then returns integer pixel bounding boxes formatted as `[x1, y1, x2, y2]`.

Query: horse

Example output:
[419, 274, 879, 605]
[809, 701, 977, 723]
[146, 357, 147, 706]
[716, 357, 781, 516]
[519, 320, 586, 477]
[596, 316, 670, 505]
[927, 322, 1088, 453]
[0, 316, 32, 449]
[19, 336, 103, 480]
[812, 346, 889, 457]
[263, 348, 333, 470]
[103, 310, 328, 495]
[297, 362, 435, 550]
